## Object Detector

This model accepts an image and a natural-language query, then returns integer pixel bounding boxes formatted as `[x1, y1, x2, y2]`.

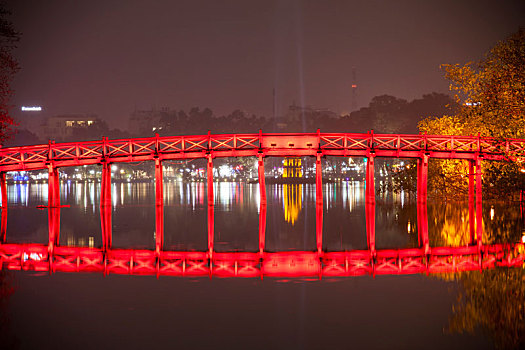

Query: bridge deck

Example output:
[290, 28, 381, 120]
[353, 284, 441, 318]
[0, 131, 523, 171]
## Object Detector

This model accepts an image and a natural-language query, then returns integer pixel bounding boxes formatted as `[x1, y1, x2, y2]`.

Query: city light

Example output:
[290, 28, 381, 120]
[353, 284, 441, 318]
[21, 106, 42, 111]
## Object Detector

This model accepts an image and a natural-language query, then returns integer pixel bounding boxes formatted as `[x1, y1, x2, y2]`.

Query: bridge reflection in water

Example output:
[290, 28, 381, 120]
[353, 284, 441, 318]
[0, 242, 523, 278]
[1, 182, 523, 278]
[0, 132, 524, 277]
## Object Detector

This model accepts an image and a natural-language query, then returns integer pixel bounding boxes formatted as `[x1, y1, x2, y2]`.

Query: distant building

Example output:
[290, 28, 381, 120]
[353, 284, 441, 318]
[128, 107, 170, 136]
[277, 103, 338, 130]
[39, 114, 100, 141]
[282, 158, 303, 178]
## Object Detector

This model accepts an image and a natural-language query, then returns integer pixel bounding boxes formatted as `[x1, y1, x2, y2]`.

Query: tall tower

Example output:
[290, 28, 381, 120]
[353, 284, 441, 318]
[351, 67, 357, 111]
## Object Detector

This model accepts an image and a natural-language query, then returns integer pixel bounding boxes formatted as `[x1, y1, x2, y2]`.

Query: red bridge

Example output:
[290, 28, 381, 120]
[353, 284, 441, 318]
[0, 131, 524, 277]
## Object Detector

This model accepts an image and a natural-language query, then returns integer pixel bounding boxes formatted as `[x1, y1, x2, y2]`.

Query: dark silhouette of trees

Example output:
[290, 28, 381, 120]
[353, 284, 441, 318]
[345, 93, 457, 134]
[0, 4, 20, 145]
[132, 92, 455, 139]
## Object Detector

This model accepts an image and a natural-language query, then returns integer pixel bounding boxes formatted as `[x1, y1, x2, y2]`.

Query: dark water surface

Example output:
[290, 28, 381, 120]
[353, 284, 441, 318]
[1, 180, 524, 349]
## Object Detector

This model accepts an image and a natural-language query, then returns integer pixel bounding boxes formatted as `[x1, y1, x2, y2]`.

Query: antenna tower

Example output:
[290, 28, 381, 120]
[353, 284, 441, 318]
[351, 67, 357, 111]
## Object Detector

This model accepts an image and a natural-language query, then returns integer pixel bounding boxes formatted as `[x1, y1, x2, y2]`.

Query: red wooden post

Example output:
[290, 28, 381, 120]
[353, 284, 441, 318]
[207, 154, 214, 258]
[0, 172, 7, 243]
[316, 153, 323, 254]
[366, 155, 376, 256]
[417, 155, 429, 253]
[468, 160, 475, 245]
[258, 154, 266, 255]
[100, 162, 112, 252]
[475, 157, 483, 247]
[48, 165, 60, 252]
[416, 158, 421, 246]
[154, 158, 164, 257]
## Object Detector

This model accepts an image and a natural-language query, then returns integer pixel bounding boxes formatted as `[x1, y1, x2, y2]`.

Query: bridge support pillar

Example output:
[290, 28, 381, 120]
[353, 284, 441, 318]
[258, 154, 266, 256]
[154, 158, 164, 257]
[365, 155, 376, 256]
[417, 155, 429, 254]
[48, 165, 60, 254]
[475, 157, 483, 247]
[468, 160, 475, 245]
[100, 162, 112, 252]
[316, 153, 323, 254]
[207, 155, 214, 258]
[0, 172, 7, 243]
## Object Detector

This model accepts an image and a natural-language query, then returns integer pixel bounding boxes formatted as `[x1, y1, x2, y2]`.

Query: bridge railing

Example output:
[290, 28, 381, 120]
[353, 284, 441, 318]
[0, 131, 524, 171]
[1, 242, 523, 277]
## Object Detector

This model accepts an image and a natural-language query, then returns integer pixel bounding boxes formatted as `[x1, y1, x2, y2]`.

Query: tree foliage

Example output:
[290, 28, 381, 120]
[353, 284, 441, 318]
[0, 4, 20, 144]
[442, 29, 525, 139]
[419, 29, 525, 199]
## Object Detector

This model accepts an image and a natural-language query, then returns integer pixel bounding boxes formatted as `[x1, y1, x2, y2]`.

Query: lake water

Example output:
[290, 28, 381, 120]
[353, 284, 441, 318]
[1, 177, 524, 349]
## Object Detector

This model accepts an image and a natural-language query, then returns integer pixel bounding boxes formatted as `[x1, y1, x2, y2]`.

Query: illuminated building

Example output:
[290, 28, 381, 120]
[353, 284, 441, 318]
[40, 114, 100, 141]
[282, 158, 302, 178]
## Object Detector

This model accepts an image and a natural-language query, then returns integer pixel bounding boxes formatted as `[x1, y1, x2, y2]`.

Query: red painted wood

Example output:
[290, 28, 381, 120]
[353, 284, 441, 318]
[417, 155, 429, 253]
[0, 132, 522, 172]
[257, 154, 266, 255]
[1, 243, 522, 277]
[47, 165, 60, 255]
[0, 172, 7, 243]
[207, 155, 214, 258]
[316, 153, 323, 254]
[365, 155, 375, 256]
[468, 160, 475, 245]
[155, 158, 164, 256]
[476, 157, 483, 247]
[100, 162, 112, 252]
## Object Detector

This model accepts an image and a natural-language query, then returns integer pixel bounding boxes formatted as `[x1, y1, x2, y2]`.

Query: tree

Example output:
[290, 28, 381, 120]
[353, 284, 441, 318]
[0, 5, 20, 145]
[441, 29, 525, 139]
[346, 93, 456, 134]
[419, 29, 525, 199]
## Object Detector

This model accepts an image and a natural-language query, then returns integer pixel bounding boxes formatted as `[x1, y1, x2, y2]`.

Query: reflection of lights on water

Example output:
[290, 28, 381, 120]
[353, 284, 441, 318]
[216, 182, 233, 208]
[490, 206, 494, 221]
[89, 236, 94, 248]
[81, 182, 87, 208]
[90, 183, 96, 213]
[112, 184, 117, 207]
[407, 220, 411, 234]
[255, 184, 261, 213]
[120, 183, 125, 206]
[283, 184, 302, 225]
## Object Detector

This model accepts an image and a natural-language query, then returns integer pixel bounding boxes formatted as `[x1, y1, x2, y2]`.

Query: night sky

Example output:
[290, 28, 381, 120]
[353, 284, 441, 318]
[6, 0, 525, 129]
